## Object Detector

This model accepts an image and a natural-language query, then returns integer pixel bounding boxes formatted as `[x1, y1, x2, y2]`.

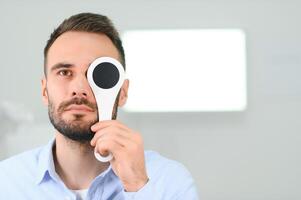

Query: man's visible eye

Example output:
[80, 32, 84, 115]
[58, 70, 72, 76]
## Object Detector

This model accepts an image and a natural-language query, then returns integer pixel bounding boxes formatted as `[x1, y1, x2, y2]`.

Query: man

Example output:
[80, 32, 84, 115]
[0, 13, 199, 200]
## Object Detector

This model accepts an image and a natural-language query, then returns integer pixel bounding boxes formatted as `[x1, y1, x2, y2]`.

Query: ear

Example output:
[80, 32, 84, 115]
[118, 79, 129, 107]
[41, 77, 49, 106]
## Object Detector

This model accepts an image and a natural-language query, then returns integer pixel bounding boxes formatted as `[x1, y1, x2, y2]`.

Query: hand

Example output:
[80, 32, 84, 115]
[90, 120, 149, 192]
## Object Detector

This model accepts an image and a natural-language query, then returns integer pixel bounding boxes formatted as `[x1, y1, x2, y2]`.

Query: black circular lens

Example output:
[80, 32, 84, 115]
[92, 62, 120, 89]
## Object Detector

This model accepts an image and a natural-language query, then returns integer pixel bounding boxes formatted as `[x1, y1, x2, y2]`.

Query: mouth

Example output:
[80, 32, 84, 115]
[65, 105, 94, 113]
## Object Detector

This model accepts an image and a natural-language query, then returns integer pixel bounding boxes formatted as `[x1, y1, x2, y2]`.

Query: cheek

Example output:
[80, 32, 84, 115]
[47, 84, 67, 108]
[47, 80, 68, 97]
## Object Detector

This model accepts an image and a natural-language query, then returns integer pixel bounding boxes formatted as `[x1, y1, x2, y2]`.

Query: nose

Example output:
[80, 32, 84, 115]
[70, 75, 91, 98]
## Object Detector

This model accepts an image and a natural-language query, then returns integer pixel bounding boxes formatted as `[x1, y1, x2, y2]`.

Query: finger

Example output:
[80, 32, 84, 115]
[90, 126, 132, 146]
[94, 136, 126, 158]
[92, 128, 143, 150]
[91, 120, 131, 132]
[90, 120, 111, 132]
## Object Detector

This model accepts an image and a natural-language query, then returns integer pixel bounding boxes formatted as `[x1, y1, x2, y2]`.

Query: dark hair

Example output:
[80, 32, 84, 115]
[43, 12, 125, 76]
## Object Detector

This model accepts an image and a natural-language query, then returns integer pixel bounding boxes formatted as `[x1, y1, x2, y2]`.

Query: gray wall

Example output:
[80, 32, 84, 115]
[0, 0, 300, 199]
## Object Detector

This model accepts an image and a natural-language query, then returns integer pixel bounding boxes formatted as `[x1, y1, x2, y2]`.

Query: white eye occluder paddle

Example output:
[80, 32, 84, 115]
[87, 57, 125, 162]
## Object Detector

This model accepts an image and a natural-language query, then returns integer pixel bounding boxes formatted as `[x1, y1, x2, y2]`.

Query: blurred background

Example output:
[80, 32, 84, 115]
[0, 0, 300, 199]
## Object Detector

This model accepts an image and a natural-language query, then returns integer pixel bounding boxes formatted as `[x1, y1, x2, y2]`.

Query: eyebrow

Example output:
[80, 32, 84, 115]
[50, 63, 75, 73]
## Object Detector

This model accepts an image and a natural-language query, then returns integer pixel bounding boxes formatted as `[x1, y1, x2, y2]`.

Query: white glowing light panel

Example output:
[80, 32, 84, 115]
[122, 29, 246, 112]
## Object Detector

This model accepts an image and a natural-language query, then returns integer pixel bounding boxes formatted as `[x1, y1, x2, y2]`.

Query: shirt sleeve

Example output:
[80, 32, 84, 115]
[122, 162, 199, 200]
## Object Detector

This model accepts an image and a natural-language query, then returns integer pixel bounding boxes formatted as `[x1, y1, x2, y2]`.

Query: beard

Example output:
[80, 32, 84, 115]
[48, 95, 119, 144]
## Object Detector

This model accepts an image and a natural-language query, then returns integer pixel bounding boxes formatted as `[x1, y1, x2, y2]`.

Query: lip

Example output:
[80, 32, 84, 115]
[65, 105, 94, 112]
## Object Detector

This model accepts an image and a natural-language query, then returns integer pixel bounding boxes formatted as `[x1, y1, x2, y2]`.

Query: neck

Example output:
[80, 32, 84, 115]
[53, 132, 109, 190]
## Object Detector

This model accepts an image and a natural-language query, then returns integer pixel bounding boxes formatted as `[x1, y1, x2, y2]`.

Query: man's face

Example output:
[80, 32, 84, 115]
[42, 31, 127, 143]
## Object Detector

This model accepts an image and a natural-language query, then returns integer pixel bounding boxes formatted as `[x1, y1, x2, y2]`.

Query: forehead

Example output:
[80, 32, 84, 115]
[46, 31, 120, 72]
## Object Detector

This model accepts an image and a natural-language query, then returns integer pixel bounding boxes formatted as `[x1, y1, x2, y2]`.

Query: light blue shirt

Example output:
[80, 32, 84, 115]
[0, 138, 199, 200]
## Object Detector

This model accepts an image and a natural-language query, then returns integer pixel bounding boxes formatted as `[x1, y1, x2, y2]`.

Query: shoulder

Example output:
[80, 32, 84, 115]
[0, 146, 43, 165]
[0, 146, 43, 177]
[143, 151, 199, 198]
[144, 150, 193, 181]
[0, 146, 47, 199]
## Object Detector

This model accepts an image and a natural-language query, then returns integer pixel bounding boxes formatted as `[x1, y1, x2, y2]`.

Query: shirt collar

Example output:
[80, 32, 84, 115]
[35, 137, 57, 185]
[35, 137, 114, 185]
